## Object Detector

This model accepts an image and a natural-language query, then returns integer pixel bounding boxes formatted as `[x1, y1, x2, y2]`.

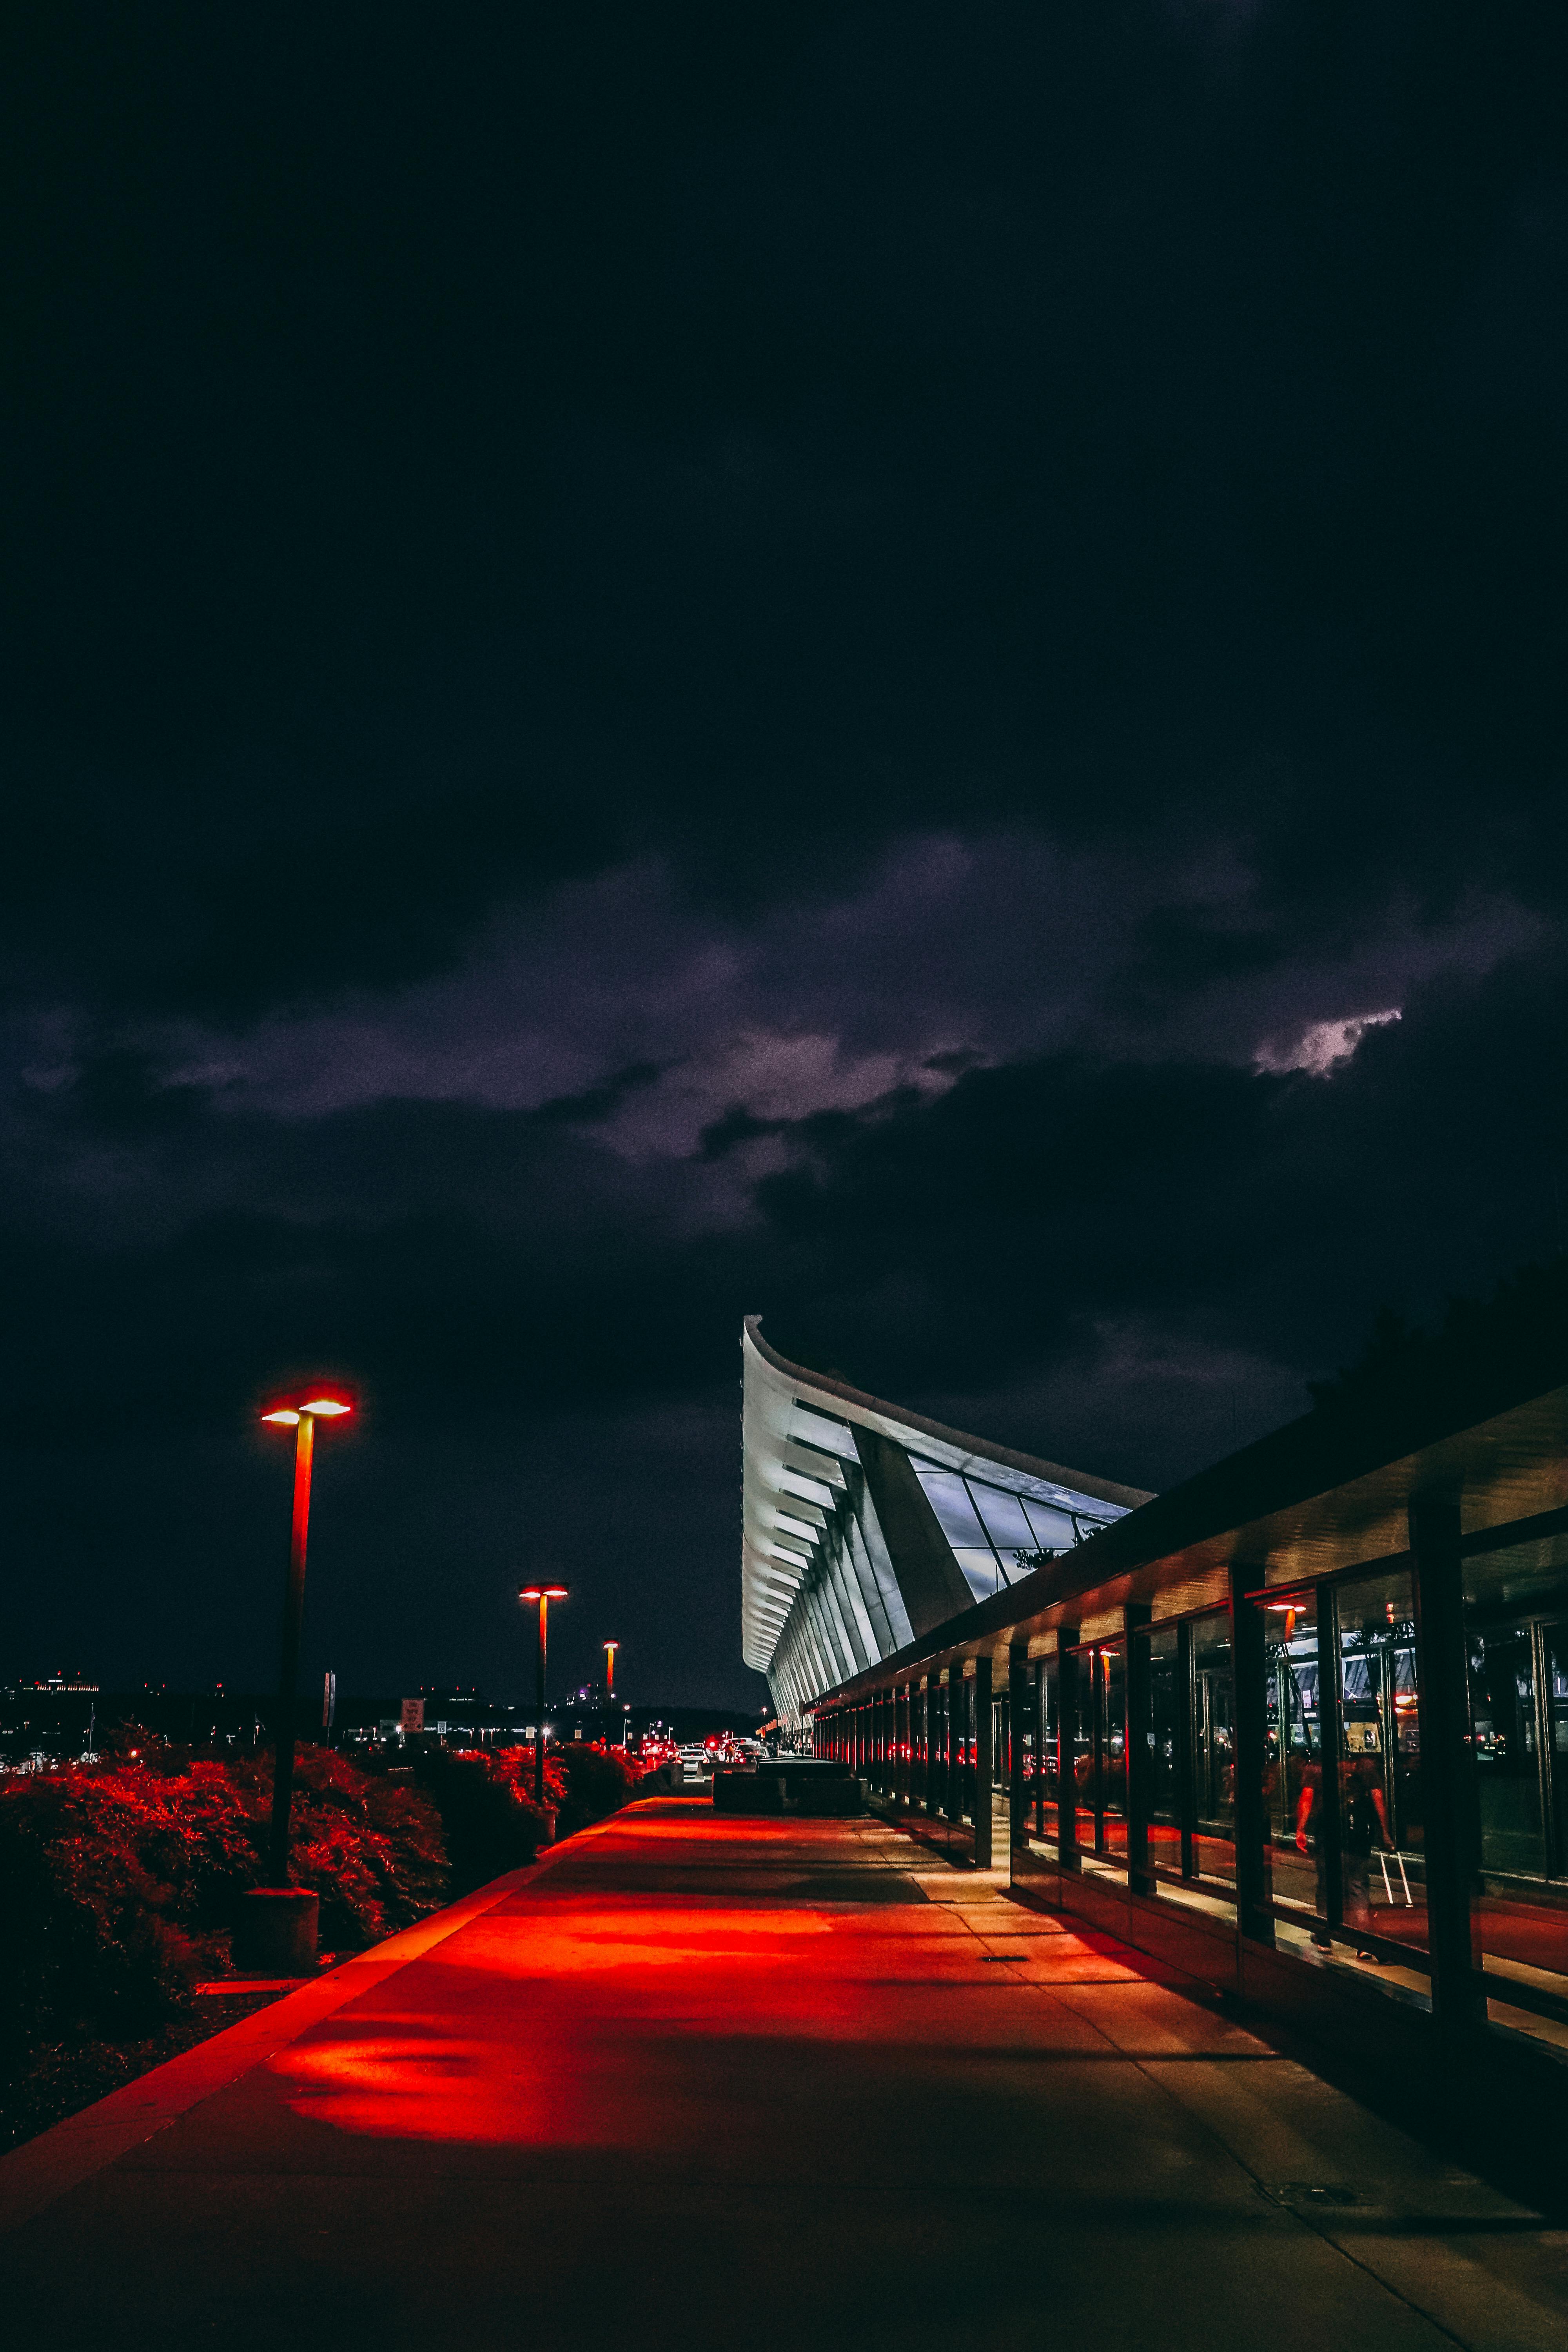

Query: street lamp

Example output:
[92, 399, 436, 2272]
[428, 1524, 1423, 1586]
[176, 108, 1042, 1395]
[519, 1583, 568, 1806]
[259, 1394, 352, 1885]
[603, 1639, 618, 1704]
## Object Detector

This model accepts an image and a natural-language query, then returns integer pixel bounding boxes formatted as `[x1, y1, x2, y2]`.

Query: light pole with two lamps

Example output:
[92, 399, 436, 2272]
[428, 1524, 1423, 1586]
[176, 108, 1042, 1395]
[238, 1390, 353, 1974]
[519, 1582, 568, 1808]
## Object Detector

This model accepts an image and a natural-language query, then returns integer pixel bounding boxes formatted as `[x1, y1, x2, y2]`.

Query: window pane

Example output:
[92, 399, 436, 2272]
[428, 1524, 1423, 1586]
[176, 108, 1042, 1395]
[1147, 1627, 1180, 1874]
[969, 1483, 1036, 1563]
[1039, 1658, 1059, 1841]
[1336, 1569, 1426, 1953]
[913, 1466, 989, 1549]
[1260, 1590, 1325, 1926]
[1020, 1497, 1076, 1553]
[1191, 1613, 1236, 1887]
[1100, 1645, 1126, 1856]
[1464, 1539, 1568, 2004]
[1069, 1654, 1095, 1851]
[1470, 1626, 1541, 1875]
[954, 1548, 1004, 1601]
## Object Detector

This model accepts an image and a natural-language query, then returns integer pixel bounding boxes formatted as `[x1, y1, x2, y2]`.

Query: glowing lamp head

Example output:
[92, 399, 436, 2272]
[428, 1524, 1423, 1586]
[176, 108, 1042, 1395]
[260, 1392, 354, 1428]
[519, 1584, 569, 1603]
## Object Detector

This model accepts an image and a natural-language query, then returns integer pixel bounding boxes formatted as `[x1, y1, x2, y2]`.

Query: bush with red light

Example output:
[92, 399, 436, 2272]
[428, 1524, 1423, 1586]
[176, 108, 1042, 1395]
[0, 1739, 447, 2054]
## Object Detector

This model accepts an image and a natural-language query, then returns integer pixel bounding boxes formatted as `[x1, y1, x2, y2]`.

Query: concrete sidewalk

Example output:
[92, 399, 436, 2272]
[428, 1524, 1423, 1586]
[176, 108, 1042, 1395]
[2, 1795, 1565, 2351]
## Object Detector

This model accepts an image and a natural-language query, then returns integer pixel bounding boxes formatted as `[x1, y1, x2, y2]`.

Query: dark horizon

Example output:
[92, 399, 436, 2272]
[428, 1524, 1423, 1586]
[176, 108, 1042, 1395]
[5, 6, 1567, 1709]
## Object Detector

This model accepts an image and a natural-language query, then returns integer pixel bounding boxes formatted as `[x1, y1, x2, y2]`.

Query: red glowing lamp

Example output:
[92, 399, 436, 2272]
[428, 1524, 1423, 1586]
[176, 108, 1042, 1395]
[519, 1581, 569, 1805]
[261, 1393, 354, 1426]
[255, 1384, 356, 1893]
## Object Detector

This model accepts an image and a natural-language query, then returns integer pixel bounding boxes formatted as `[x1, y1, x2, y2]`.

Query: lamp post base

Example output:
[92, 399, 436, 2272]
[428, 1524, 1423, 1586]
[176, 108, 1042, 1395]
[234, 1887, 319, 1976]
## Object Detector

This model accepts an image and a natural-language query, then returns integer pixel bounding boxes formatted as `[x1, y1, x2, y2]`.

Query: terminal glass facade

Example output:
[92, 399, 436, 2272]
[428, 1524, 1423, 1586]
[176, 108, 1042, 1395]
[1463, 1535, 1568, 2002]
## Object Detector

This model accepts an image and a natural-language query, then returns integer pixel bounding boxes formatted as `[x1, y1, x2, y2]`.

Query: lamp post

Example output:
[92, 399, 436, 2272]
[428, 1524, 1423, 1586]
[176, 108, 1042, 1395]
[260, 1395, 352, 1885]
[520, 1583, 568, 1806]
[604, 1639, 618, 1735]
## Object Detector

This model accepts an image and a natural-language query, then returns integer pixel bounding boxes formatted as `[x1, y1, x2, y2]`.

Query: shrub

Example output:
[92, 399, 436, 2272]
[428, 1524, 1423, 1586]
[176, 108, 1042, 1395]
[414, 1746, 563, 1895]
[281, 1748, 448, 1949]
[0, 1766, 230, 2057]
[552, 1742, 648, 1837]
[0, 1742, 450, 2055]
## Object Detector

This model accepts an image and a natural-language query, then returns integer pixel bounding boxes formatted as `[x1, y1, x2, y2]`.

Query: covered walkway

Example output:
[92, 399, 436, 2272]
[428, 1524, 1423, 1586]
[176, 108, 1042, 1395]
[2, 1796, 1564, 2351]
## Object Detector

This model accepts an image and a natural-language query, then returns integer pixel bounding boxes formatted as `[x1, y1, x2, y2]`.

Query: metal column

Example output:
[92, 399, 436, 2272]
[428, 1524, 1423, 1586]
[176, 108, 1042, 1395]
[1125, 1603, 1152, 1894]
[1410, 1499, 1485, 2037]
[1008, 1644, 1030, 1852]
[1229, 1560, 1274, 1946]
[974, 1656, 993, 1867]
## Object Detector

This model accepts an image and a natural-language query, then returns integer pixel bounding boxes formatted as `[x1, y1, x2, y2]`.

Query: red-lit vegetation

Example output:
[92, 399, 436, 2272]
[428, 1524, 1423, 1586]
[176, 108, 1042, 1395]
[414, 1742, 649, 1893]
[0, 1731, 655, 2149]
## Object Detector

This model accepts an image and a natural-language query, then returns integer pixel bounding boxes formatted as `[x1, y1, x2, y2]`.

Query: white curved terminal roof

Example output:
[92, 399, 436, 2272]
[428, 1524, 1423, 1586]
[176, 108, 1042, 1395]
[741, 1316, 1151, 1682]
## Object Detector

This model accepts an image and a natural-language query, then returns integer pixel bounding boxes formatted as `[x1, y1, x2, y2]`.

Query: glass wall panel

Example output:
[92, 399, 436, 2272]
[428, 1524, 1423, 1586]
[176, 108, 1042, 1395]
[1069, 1652, 1095, 1850]
[1021, 1497, 1076, 1554]
[1147, 1625, 1181, 1875]
[1099, 1645, 1127, 1857]
[914, 1468, 990, 1551]
[1471, 1626, 1543, 1876]
[970, 1484, 1036, 1568]
[953, 1549, 1005, 1600]
[1191, 1613, 1236, 1886]
[1336, 1568, 1426, 1953]
[1038, 1658, 1058, 1841]
[1260, 1590, 1325, 1927]
[1463, 1540, 1568, 2000]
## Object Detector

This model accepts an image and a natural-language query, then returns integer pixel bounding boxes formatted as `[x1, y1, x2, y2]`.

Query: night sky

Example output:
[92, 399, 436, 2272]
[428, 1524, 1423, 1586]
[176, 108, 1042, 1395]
[5, 5, 1567, 1712]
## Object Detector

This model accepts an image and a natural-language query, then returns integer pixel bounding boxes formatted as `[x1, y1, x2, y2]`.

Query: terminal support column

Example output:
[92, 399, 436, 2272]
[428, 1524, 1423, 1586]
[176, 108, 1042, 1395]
[973, 1656, 993, 1867]
[1124, 1603, 1152, 1894]
[1229, 1559, 1274, 1946]
[1008, 1644, 1030, 1852]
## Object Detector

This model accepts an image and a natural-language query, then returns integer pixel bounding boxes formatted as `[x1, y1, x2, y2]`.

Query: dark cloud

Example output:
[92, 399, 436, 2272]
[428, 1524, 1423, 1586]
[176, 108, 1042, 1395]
[2, 7, 1565, 1701]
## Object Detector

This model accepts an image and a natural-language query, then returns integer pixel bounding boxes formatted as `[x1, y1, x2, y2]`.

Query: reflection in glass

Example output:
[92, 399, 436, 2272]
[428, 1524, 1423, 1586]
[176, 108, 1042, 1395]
[1336, 1568, 1426, 1953]
[913, 1459, 1129, 1598]
[1038, 1657, 1058, 1841]
[913, 1467, 1002, 1599]
[1260, 1591, 1325, 1926]
[1471, 1626, 1543, 1877]
[1192, 1615, 1236, 1885]
[1072, 1644, 1125, 1858]
[1022, 1496, 1077, 1552]
[971, 1485, 1036, 1559]
[1463, 1537, 1568, 1994]
[1147, 1626, 1180, 1875]
[1100, 1645, 1127, 1856]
